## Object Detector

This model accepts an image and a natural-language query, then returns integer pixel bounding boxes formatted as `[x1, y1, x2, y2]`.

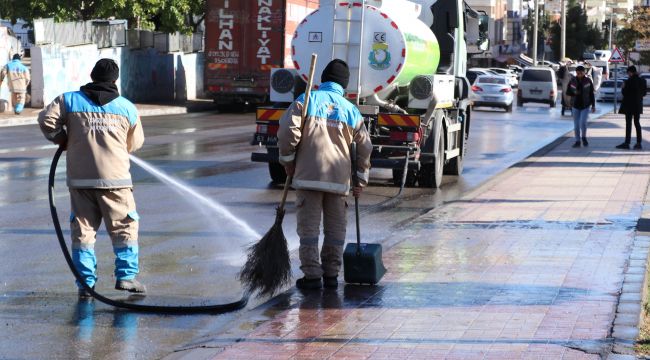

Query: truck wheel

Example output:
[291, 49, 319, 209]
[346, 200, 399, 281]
[268, 162, 287, 184]
[419, 132, 444, 188]
[392, 169, 417, 187]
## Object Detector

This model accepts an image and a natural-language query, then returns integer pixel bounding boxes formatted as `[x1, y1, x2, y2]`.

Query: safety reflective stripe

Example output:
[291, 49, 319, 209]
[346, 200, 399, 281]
[68, 178, 133, 188]
[279, 153, 295, 163]
[357, 170, 369, 183]
[292, 179, 350, 194]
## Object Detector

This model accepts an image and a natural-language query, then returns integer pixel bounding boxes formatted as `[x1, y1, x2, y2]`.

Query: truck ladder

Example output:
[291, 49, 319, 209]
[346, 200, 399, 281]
[332, 1, 366, 104]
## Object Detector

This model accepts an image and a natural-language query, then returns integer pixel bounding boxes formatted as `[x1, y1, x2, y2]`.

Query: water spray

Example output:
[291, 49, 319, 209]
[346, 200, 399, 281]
[49, 147, 249, 313]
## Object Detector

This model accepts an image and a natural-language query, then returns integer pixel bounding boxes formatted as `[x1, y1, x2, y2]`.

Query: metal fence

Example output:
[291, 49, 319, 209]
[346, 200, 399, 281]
[33, 18, 127, 48]
[32, 18, 202, 53]
[126, 30, 203, 53]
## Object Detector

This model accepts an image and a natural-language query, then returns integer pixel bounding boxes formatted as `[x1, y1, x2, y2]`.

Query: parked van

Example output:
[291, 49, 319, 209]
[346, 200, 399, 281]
[594, 50, 611, 61]
[517, 67, 557, 107]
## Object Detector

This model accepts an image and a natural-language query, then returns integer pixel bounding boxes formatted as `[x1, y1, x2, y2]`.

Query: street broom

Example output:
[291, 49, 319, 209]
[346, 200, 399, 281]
[239, 54, 318, 297]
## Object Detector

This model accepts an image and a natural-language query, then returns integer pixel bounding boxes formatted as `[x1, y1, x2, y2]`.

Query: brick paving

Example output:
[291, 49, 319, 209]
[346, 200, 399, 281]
[174, 111, 650, 360]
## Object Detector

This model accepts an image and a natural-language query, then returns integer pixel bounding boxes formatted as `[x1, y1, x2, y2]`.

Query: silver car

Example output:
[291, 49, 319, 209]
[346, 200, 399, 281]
[597, 79, 624, 102]
[471, 75, 514, 112]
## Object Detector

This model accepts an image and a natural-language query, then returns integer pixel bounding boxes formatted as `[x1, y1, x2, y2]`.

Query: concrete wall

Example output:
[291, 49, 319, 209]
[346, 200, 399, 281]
[0, 27, 22, 111]
[31, 44, 205, 107]
[31, 44, 121, 107]
[120, 48, 205, 103]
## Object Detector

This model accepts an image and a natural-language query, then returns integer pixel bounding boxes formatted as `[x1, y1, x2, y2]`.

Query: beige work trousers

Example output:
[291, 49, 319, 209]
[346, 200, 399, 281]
[296, 189, 347, 279]
[69, 188, 139, 250]
[12, 92, 25, 107]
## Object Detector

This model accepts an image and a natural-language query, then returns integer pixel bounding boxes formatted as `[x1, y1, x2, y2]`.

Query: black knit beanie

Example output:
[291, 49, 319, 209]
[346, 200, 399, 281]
[12, 54, 21, 60]
[321, 59, 350, 89]
[91, 58, 120, 82]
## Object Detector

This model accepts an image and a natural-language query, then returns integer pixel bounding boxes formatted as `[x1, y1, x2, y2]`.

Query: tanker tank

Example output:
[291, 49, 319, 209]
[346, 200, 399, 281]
[291, 0, 440, 99]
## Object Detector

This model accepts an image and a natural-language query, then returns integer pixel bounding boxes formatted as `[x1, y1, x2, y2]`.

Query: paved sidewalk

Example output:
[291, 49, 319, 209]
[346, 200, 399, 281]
[0, 101, 215, 127]
[169, 111, 650, 360]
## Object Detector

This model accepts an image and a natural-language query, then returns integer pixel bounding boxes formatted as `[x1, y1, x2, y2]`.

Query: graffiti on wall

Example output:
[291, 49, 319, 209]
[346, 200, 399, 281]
[35, 44, 121, 106]
[31, 44, 204, 107]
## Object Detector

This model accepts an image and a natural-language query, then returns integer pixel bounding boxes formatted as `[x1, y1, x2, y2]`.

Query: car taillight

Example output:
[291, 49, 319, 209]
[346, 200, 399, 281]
[389, 131, 421, 143]
[500, 88, 512, 93]
[256, 124, 268, 134]
[256, 124, 279, 135]
[471, 85, 483, 92]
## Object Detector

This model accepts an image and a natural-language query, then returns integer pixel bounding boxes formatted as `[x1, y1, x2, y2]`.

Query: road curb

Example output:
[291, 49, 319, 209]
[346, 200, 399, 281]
[0, 106, 190, 128]
[608, 184, 650, 358]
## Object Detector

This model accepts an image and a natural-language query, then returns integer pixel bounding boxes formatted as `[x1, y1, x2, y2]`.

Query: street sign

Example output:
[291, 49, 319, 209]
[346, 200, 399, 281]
[609, 48, 625, 63]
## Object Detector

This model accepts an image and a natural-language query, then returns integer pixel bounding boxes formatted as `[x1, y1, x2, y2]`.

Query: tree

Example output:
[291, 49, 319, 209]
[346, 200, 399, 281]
[617, 8, 650, 54]
[0, 0, 206, 34]
[549, 0, 604, 61]
[522, 3, 553, 58]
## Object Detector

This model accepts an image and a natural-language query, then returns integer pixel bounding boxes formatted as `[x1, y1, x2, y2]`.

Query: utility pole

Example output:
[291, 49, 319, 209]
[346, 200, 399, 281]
[533, 0, 539, 65]
[560, 0, 566, 61]
[608, 11, 613, 49]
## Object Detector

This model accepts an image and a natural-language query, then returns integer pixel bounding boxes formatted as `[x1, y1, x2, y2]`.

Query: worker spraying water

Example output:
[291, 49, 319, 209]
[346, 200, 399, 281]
[42, 60, 249, 313]
[39, 59, 147, 298]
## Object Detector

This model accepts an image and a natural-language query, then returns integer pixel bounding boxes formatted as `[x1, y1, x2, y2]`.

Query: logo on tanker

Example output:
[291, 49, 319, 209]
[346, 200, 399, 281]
[368, 42, 391, 70]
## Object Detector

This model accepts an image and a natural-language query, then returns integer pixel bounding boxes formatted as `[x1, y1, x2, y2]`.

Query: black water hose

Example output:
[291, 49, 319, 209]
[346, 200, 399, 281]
[48, 147, 249, 314]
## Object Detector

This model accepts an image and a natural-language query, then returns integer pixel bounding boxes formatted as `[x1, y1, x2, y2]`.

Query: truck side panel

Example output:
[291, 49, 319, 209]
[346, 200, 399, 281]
[204, 0, 318, 104]
[204, 0, 284, 102]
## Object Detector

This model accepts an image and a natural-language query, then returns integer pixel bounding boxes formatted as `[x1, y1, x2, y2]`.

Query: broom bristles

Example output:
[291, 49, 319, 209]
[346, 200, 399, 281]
[239, 208, 292, 298]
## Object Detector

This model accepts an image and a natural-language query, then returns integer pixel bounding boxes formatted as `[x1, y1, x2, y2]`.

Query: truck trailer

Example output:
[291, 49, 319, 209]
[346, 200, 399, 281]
[204, 0, 319, 106]
[251, 0, 488, 188]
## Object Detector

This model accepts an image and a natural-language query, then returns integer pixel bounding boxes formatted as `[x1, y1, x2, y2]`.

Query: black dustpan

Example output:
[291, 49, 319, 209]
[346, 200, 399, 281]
[343, 143, 387, 285]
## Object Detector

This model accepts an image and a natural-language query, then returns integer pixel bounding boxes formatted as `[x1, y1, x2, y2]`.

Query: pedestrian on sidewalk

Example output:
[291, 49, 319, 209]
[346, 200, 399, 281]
[0, 54, 30, 115]
[278, 59, 373, 290]
[566, 65, 596, 148]
[37, 58, 146, 298]
[616, 65, 647, 150]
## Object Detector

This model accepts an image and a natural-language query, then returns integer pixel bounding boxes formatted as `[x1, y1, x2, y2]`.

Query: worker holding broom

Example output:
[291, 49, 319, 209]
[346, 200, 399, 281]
[278, 59, 373, 290]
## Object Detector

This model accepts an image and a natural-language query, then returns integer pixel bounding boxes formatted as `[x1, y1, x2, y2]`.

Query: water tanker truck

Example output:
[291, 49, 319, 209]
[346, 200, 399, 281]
[251, 0, 489, 188]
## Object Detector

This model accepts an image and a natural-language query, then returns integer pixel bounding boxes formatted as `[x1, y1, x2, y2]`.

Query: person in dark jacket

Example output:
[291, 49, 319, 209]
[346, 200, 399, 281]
[616, 65, 647, 150]
[565, 65, 596, 148]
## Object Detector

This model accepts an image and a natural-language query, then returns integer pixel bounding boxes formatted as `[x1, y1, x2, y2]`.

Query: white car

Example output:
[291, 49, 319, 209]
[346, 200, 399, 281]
[467, 68, 492, 84]
[488, 68, 519, 87]
[639, 73, 650, 90]
[597, 79, 624, 102]
[517, 67, 558, 107]
[471, 75, 514, 112]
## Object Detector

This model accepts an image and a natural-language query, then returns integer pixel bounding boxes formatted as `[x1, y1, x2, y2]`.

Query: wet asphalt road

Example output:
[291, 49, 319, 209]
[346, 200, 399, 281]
[0, 102, 614, 359]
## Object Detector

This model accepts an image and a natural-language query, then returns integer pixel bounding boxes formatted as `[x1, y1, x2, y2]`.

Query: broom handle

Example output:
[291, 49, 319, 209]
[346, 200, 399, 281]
[351, 142, 361, 256]
[278, 53, 318, 211]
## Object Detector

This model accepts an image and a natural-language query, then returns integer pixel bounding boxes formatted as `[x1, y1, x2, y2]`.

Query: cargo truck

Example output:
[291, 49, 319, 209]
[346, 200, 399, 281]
[251, 0, 488, 188]
[204, 0, 319, 105]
